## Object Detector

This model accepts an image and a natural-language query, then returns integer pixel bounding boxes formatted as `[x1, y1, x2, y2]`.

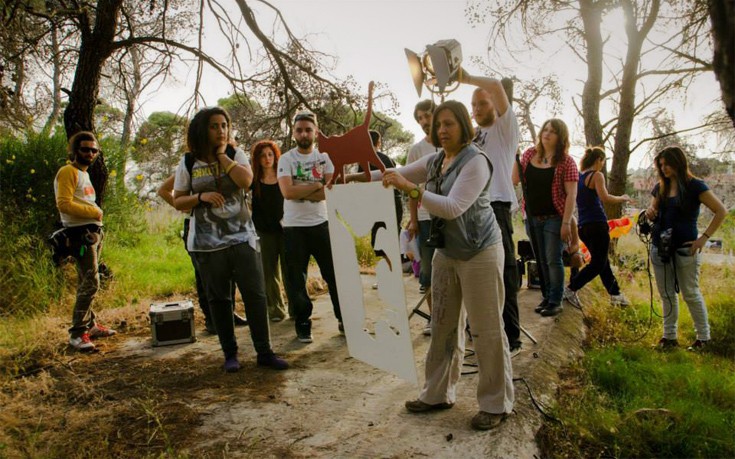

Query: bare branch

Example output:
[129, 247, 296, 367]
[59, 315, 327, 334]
[630, 121, 727, 153]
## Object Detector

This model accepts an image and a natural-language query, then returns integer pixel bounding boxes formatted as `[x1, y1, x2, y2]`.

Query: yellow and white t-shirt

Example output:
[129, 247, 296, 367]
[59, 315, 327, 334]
[53, 164, 102, 228]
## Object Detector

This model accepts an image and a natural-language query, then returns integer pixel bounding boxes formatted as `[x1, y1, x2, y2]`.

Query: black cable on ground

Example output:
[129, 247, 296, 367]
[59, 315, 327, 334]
[512, 376, 562, 424]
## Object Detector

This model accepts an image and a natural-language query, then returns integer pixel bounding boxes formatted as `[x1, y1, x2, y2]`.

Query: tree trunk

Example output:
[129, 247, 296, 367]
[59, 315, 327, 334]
[709, 0, 735, 127]
[580, 0, 605, 147]
[607, 0, 660, 218]
[118, 46, 142, 190]
[43, 26, 62, 135]
[62, 0, 124, 205]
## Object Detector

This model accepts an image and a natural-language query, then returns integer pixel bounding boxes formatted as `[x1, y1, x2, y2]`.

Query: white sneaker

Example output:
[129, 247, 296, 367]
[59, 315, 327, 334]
[69, 333, 96, 351]
[89, 323, 116, 338]
[563, 287, 582, 308]
[611, 293, 631, 306]
[422, 323, 432, 336]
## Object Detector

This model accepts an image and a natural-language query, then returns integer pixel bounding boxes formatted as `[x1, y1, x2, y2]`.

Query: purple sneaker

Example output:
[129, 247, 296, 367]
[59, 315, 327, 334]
[257, 352, 289, 370]
[224, 355, 240, 373]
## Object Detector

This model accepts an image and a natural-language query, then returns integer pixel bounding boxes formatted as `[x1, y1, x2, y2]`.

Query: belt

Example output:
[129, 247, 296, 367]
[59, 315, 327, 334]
[531, 214, 559, 222]
[491, 201, 511, 208]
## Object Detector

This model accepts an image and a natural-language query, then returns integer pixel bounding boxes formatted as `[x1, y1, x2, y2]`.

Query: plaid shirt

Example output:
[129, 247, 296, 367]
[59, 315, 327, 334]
[519, 146, 579, 217]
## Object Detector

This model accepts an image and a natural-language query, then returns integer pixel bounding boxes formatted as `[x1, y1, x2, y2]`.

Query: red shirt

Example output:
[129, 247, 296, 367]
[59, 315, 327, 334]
[519, 146, 579, 217]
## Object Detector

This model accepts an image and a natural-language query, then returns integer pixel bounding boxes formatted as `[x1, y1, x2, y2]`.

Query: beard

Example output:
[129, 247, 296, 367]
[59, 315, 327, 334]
[296, 137, 314, 150]
[478, 111, 496, 127]
[75, 154, 96, 166]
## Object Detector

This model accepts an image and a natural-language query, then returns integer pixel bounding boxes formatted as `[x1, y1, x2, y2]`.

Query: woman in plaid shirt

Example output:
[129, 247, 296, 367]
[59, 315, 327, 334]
[513, 118, 579, 316]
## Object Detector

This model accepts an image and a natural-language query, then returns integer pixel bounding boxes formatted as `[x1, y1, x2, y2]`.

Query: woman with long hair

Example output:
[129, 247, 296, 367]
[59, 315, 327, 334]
[172, 107, 288, 372]
[250, 140, 289, 322]
[564, 146, 632, 306]
[513, 118, 579, 317]
[645, 146, 726, 351]
[368, 100, 514, 431]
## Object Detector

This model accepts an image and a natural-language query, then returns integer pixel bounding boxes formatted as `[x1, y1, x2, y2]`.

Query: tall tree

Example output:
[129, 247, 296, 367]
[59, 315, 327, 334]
[708, 0, 735, 127]
[133, 111, 188, 179]
[11, 0, 362, 204]
[468, 0, 716, 216]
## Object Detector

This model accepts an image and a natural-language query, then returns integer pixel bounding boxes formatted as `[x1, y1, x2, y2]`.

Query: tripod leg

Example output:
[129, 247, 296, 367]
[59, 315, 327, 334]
[408, 292, 431, 321]
[520, 324, 537, 344]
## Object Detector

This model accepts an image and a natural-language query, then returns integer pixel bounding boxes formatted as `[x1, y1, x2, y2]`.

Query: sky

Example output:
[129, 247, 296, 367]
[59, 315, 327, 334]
[142, 0, 723, 169]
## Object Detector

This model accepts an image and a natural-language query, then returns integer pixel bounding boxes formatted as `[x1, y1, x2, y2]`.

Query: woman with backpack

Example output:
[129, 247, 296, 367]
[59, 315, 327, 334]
[172, 106, 288, 372]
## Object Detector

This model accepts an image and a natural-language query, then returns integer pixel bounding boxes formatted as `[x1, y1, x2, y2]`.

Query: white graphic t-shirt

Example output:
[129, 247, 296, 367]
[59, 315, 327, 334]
[277, 148, 334, 227]
[173, 148, 257, 252]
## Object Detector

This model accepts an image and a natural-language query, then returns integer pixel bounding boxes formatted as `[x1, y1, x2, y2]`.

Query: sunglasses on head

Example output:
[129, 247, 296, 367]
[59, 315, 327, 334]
[294, 112, 316, 123]
[79, 147, 99, 154]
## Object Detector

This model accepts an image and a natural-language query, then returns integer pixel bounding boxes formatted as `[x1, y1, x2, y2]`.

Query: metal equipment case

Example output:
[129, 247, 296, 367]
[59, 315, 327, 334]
[149, 301, 196, 346]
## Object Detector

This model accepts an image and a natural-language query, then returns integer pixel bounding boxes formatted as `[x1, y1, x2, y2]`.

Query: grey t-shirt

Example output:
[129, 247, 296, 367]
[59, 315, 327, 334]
[173, 148, 257, 252]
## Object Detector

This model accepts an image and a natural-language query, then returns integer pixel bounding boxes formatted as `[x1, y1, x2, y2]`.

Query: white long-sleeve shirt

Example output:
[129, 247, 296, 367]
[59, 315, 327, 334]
[372, 152, 490, 221]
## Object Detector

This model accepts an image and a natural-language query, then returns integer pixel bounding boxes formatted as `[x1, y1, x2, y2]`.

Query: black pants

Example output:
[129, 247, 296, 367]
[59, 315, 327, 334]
[492, 202, 520, 347]
[194, 243, 272, 358]
[283, 222, 342, 334]
[569, 221, 621, 295]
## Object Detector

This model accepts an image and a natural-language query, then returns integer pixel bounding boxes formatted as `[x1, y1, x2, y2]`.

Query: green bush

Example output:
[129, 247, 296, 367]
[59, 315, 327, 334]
[0, 131, 69, 236]
[0, 132, 150, 316]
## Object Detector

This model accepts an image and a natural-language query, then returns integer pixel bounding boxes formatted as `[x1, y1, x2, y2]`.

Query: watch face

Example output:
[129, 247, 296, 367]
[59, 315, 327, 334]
[409, 188, 419, 199]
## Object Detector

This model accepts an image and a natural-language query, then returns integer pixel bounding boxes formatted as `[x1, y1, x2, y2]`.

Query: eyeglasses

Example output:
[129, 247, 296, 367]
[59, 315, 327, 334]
[79, 147, 100, 154]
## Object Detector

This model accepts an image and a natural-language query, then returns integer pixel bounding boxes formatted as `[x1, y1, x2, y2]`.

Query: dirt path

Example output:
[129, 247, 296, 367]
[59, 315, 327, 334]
[93, 273, 586, 458]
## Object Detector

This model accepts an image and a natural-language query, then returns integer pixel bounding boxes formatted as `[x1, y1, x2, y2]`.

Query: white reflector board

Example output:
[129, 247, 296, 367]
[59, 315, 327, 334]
[326, 182, 418, 385]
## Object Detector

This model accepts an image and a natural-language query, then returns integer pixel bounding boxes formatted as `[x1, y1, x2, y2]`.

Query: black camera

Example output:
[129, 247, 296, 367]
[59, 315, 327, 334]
[637, 210, 653, 236]
[658, 228, 673, 263]
[425, 217, 445, 249]
[47, 228, 73, 266]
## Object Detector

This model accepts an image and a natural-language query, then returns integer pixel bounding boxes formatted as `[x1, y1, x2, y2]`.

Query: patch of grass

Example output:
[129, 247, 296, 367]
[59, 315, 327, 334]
[101, 215, 193, 306]
[0, 314, 67, 379]
[542, 346, 735, 458]
[0, 217, 70, 316]
[541, 243, 735, 458]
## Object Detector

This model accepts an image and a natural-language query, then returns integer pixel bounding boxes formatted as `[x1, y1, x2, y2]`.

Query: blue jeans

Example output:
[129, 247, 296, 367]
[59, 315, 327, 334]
[651, 245, 710, 341]
[526, 215, 564, 305]
[283, 222, 342, 334]
[417, 219, 435, 288]
[194, 243, 272, 358]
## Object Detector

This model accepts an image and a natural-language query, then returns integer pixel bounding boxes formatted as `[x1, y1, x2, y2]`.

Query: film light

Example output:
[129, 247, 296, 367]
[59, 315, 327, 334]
[404, 39, 463, 98]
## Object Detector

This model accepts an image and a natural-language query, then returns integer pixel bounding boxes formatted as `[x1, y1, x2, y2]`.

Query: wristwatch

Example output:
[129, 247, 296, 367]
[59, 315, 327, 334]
[408, 185, 421, 199]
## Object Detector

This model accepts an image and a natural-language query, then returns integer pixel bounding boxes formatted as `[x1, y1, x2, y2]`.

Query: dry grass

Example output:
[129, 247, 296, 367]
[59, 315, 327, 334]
[0, 293, 294, 458]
